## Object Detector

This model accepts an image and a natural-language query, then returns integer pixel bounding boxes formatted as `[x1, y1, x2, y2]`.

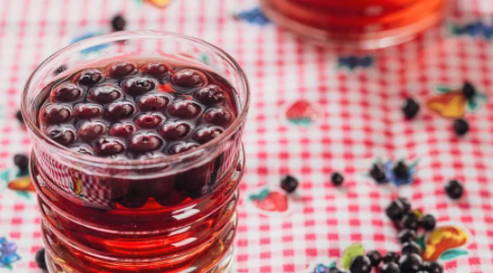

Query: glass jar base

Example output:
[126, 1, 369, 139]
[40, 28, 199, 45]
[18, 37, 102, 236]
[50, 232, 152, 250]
[45, 245, 235, 273]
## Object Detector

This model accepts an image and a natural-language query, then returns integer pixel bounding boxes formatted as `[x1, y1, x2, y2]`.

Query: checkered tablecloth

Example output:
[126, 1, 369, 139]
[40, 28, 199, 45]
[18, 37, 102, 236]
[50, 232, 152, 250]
[0, 0, 493, 272]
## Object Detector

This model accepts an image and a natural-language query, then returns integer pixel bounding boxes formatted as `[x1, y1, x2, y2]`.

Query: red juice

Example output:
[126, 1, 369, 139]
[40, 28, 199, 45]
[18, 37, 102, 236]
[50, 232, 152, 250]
[22, 32, 249, 273]
[261, 0, 448, 48]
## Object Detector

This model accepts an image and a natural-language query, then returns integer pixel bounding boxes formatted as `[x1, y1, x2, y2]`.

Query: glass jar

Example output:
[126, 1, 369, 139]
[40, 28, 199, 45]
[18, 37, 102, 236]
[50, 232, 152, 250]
[22, 31, 249, 273]
[261, 0, 448, 49]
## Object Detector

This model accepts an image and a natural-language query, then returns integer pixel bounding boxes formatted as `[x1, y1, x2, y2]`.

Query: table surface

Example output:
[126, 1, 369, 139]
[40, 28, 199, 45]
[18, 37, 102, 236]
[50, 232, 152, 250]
[0, 0, 492, 272]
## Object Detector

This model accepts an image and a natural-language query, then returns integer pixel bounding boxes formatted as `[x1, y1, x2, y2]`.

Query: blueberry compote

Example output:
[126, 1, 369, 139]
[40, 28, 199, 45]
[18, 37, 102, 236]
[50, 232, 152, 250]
[32, 60, 244, 273]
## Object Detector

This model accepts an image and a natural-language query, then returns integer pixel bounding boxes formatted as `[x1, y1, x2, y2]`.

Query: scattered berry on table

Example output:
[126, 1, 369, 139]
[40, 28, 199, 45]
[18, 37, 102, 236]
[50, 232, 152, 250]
[423, 261, 443, 273]
[400, 213, 419, 230]
[280, 175, 298, 193]
[402, 98, 420, 120]
[331, 172, 344, 186]
[393, 161, 409, 180]
[53, 65, 67, 75]
[420, 214, 436, 231]
[13, 153, 29, 170]
[366, 250, 382, 267]
[453, 118, 469, 136]
[382, 252, 400, 264]
[15, 110, 24, 124]
[401, 241, 422, 255]
[379, 262, 400, 273]
[350, 255, 372, 273]
[370, 163, 387, 184]
[35, 248, 47, 270]
[398, 253, 422, 273]
[111, 14, 126, 31]
[386, 200, 407, 221]
[445, 179, 464, 199]
[398, 229, 417, 244]
[461, 81, 476, 99]
[397, 197, 411, 212]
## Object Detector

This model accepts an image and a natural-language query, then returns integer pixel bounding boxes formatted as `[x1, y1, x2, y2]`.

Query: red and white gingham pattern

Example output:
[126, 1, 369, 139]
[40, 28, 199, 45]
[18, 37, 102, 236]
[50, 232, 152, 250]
[34, 150, 114, 209]
[0, 0, 493, 272]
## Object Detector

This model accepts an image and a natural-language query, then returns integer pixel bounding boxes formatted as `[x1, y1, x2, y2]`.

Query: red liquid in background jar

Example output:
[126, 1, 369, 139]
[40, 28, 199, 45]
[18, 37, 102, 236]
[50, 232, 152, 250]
[262, 0, 447, 48]
[32, 59, 243, 273]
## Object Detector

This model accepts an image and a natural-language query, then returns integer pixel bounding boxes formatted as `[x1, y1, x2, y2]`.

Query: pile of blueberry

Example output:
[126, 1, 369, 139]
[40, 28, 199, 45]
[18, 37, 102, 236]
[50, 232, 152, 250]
[327, 198, 444, 273]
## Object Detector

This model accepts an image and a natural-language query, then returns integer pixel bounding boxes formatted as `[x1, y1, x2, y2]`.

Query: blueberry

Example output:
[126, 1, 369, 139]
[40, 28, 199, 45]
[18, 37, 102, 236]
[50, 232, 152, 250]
[453, 119, 469, 136]
[193, 126, 223, 144]
[350, 255, 372, 273]
[144, 63, 171, 78]
[15, 110, 24, 124]
[94, 137, 125, 156]
[159, 121, 191, 140]
[88, 85, 122, 104]
[111, 14, 126, 31]
[402, 98, 420, 120]
[128, 133, 163, 153]
[47, 127, 76, 146]
[51, 83, 82, 102]
[331, 172, 344, 186]
[445, 180, 464, 199]
[35, 248, 47, 270]
[386, 200, 406, 222]
[423, 261, 443, 273]
[13, 153, 29, 170]
[370, 163, 387, 184]
[73, 103, 103, 119]
[393, 161, 409, 180]
[77, 121, 106, 141]
[420, 214, 436, 231]
[171, 68, 207, 90]
[366, 250, 382, 267]
[462, 81, 476, 99]
[203, 107, 232, 126]
[109, 62, 137, 78]
[109, 122, 136, 138]
[42, 104, 72, 124]
[105, 101, 135, 120]
[398, 229, 417, 244]
[122, 77, 156, 96]
[380, 262, 400, 273]
[167, 142, 199, 155]
[382, 252, 400, 264]
[137, 94, 170, 111]
[401, 241, 422, 255]
[195, 85, 225, 105]
[399, 254, 422, 273]
[397, 197, 411, 213]
[134, 113, 165, 129]
[400, 213, 419, 230]
[78, 69, 103, 85]
[280, 175, 298, 193]
[168, 100, 202, 119]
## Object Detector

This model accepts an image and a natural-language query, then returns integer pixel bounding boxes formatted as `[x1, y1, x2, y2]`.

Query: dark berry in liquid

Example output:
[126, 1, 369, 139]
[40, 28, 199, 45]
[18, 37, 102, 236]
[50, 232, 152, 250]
[33, 59, 242, 273]
[38, 60, 238, 159]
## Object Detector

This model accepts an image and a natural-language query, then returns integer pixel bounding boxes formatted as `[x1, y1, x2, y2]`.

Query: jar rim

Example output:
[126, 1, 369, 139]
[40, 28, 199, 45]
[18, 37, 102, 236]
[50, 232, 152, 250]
[21, 30, 249, 170]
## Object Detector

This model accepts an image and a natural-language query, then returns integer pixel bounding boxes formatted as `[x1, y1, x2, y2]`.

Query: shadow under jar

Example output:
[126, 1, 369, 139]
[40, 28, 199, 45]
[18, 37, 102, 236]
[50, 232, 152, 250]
[261, 0, 448, 49]
[22, 31, 249, 273]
